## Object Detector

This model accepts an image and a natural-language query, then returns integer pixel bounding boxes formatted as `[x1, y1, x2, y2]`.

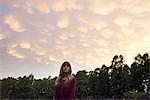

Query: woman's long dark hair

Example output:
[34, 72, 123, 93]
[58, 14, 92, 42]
[59, 61, 72, 77]
[55, 61, 73, 85]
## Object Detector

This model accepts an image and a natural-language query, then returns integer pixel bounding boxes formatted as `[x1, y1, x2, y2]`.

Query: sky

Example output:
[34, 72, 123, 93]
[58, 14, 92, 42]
[0, 0, 150, 79]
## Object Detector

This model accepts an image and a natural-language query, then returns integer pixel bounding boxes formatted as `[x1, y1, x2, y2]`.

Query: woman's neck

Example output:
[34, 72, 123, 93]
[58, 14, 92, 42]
[63, 72, 70, 78]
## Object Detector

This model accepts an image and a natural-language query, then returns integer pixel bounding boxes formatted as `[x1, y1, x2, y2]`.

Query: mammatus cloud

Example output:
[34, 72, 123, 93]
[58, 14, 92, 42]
[114, 16, 132, 27]
[0, 0, 150, 79]
[120, 0, 150, 14]
[3, 15, 25, 32]
[0, 33, 6, 40]
[7, 47, 25, 59]
[52, 0, 75, 12]
[19, 41, 31, 49]
[57, 15, 69, 28]
[89, 0, 117, 15]
[100, 28, 114, 39]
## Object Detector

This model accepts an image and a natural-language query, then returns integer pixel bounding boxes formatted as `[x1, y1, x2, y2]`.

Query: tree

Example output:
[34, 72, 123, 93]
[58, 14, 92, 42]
[1, 77, 17, 99]
[109, 55, 129, 98]
[131, 54, 145, 92]
[1, 53, 149, 99]
[15, 75, 33, 99]
[88, 70, 97, 99]
[96, 65, 110, 99]
[76, 70, 89, 99]
[142, 53, 150, 93]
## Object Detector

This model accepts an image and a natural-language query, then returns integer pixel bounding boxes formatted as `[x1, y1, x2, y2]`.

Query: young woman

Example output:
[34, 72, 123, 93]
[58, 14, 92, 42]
[54, 61, 76, 100]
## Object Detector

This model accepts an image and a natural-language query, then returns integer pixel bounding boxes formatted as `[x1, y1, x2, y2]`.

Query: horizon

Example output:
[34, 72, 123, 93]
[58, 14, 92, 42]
[0, 52, 149, 80]
[0, 0, 150, 80]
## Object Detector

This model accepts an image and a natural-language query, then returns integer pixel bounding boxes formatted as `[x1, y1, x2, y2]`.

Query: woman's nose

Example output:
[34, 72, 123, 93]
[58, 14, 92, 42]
[64, 65, 68, 68]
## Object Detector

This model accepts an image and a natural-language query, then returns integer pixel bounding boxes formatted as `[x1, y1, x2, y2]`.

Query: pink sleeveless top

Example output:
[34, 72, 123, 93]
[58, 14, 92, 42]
[54, 77, 76, 100]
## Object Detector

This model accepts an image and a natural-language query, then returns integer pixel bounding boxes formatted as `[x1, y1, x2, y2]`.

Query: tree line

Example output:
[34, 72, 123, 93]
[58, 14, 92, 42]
[0, 53, 150, 99]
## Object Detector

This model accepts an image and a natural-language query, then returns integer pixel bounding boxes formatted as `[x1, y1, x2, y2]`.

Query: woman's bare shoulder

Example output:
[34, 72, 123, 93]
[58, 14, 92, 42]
[71, 76, 76, 83]
[69, 75, 76, 81]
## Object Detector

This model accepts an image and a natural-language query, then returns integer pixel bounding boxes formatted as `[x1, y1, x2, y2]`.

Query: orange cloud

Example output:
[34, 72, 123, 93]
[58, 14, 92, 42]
[57, 15, 69, 28]
[35, 49, 47, 56]
[0, 33, 6, 40]
[3, 15, 25, 32]
[89, 0, 117, 15]
[39, 39, 48, 43]
[19, 41, 31, 49]
[52, 0, 75, 12]
[101, 28, 114, 39]
[7, 48, 25, 59]
[121, 0, 150, 14]
[114, 16, 132, 27]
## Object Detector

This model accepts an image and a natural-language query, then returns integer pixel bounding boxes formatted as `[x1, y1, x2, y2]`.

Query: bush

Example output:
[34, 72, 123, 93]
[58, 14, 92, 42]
[123, 92, 150, 100]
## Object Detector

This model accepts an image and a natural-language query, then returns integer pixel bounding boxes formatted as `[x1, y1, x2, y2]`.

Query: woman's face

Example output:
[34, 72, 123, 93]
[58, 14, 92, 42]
[62, 65, 70, 73]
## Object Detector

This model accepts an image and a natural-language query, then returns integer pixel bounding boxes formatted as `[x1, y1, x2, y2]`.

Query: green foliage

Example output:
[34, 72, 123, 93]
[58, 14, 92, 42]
[0, 74, 55, 99]
[0, 53, 149, 99]
[0, 77, 17, 99]
[123, 92, 150, 99]
[76, 70, 89, 99]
